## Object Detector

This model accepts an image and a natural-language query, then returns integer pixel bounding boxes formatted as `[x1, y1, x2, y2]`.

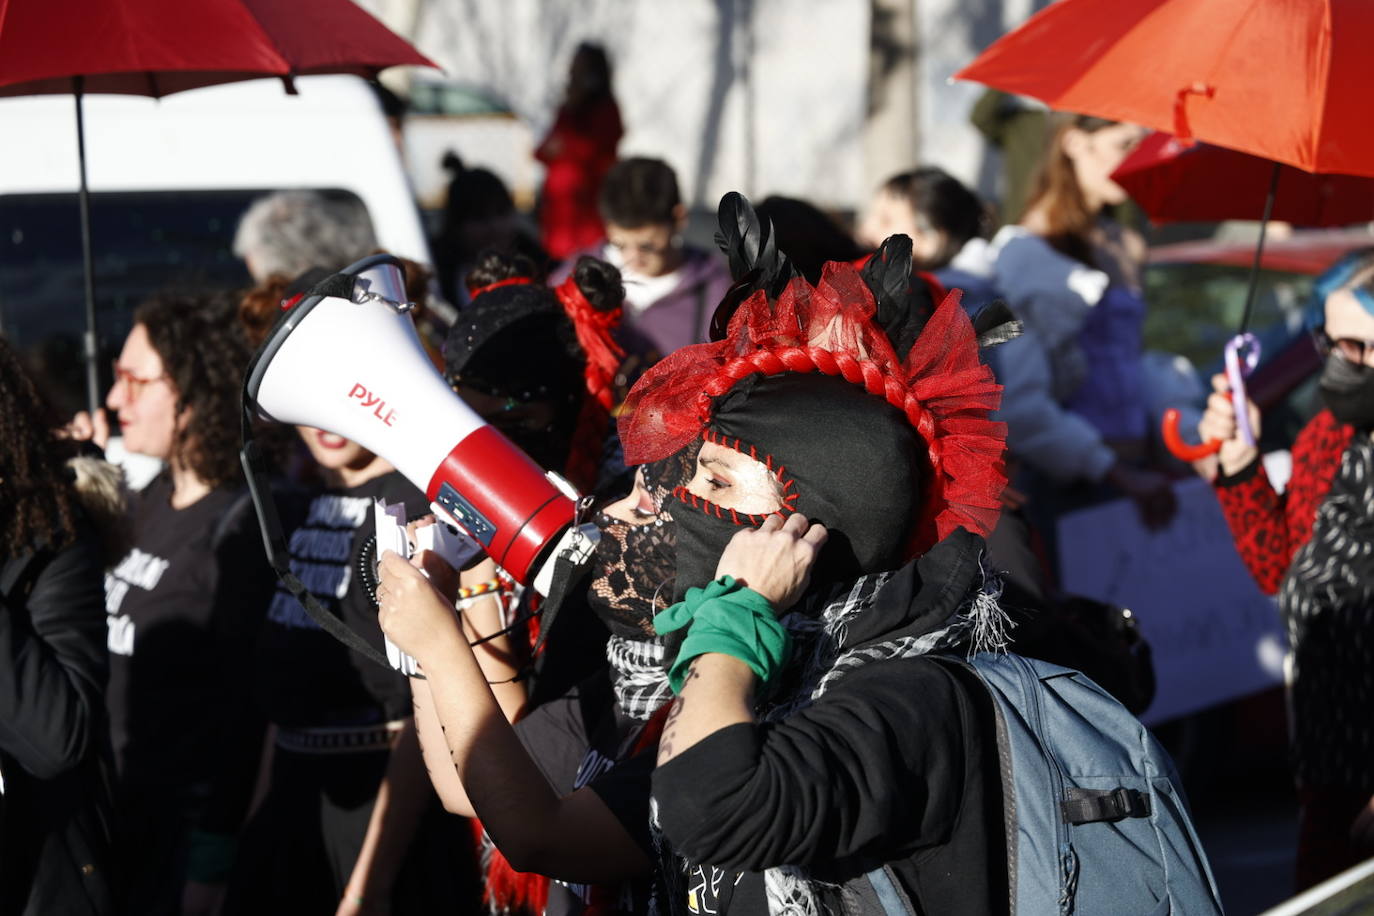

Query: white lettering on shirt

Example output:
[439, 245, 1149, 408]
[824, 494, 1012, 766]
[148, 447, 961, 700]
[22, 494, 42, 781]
[103, 548, 171, 656]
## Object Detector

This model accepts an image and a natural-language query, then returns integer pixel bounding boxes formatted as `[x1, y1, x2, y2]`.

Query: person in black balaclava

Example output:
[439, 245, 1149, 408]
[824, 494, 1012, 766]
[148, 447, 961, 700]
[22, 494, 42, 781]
[617, 194, 1018, 916]
[1199, 248, 1374, 892]
[444, 250, 618, 491]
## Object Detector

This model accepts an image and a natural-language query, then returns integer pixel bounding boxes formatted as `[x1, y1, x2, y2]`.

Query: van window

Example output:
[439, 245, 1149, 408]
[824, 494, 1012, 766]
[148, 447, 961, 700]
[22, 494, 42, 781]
[0, 189, 368, 416]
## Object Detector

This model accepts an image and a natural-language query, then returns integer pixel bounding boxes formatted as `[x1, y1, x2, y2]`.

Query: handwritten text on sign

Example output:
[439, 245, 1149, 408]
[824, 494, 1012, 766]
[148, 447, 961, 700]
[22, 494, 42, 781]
[1058, 477, 1286, 725]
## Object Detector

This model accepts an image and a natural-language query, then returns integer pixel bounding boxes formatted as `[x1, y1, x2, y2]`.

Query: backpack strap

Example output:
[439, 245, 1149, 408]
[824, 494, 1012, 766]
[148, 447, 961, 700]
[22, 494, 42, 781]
[210, 490, 255, 551]
[864, 865, 916, 916]
[1060, 787, 1151, 825]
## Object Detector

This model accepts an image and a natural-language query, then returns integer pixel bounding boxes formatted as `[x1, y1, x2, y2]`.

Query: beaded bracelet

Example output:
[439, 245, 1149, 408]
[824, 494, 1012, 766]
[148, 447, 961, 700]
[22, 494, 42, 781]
[455, 578, 503, 611]
[458, 578, 503, 600]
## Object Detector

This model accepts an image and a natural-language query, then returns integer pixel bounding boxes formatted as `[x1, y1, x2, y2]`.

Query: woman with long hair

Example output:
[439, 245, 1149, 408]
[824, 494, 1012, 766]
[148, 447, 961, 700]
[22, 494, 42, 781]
[991, 114, 1176, 544]
[98, 293, 278, 915]
[0, 339, 119, 916]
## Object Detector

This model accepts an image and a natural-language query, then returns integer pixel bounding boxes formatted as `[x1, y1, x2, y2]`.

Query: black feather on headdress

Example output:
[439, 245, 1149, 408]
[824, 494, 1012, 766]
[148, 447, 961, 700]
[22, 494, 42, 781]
[859, 234, 933, 362]
[708, 192, 797, 341]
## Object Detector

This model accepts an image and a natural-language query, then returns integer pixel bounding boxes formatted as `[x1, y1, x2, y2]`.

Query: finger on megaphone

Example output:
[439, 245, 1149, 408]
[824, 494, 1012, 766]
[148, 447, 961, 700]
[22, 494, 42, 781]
[405, 514, 438, 552]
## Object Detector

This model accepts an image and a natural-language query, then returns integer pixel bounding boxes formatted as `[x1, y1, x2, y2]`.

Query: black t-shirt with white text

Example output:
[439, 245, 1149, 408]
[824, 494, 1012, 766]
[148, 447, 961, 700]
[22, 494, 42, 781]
[252, 472, 429, 727]
[104, 473, 274, 804]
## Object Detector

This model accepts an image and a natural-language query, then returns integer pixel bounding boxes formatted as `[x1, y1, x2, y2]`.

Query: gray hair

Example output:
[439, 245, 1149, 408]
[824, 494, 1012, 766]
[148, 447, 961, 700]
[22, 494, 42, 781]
[232, 190, 378, 282]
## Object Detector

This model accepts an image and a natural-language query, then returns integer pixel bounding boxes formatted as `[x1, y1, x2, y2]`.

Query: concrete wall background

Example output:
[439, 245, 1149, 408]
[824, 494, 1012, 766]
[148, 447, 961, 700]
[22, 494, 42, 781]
[362, 0, 1052, 214]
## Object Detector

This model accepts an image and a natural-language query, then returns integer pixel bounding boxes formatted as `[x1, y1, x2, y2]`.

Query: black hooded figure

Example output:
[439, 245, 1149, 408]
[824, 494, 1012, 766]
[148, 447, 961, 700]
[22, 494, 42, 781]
[617, 193, 1020, 915]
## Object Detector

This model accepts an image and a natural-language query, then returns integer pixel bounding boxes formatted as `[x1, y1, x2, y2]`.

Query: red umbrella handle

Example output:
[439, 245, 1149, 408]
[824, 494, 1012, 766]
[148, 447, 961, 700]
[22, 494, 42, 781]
[1161, 408, 1222, 461]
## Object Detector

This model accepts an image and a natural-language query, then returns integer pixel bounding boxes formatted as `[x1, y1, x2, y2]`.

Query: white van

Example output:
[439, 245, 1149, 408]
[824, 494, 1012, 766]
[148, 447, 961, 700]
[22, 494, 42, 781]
[0, 75, 430, 415]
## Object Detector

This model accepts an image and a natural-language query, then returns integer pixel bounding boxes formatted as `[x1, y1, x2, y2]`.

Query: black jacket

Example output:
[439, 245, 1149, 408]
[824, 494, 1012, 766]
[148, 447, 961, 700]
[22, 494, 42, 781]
[652, 529, 1008, 915]
[0, 526, 115, 916]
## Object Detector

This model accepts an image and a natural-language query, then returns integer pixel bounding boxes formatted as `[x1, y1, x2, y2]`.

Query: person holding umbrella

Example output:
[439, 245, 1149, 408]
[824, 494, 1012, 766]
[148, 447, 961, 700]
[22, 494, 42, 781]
[1200, 249, 1374, 891]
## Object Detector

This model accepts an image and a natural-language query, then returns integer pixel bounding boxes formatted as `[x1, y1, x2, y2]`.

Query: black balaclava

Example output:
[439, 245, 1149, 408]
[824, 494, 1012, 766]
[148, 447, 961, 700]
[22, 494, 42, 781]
[443, 285, 584, 471]
[1319, 351, 1374, 430]
[671, 372, 922, 603]
[587, 448, 696, 638]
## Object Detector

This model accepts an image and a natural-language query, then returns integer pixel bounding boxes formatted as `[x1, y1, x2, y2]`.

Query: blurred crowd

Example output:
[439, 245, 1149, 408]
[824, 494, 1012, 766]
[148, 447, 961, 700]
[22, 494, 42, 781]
[5, 39, 1374, 916]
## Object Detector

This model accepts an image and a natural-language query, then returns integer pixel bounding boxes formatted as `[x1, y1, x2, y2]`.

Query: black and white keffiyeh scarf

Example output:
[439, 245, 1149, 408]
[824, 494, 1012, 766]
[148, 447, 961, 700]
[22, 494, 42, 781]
[607, 634, 673, 721]
[651, 534, 1008, 916]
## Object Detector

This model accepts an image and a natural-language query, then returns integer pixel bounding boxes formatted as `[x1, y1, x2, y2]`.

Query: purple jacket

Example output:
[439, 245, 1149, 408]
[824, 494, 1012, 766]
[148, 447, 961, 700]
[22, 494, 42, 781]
[553, 244, 734, 358]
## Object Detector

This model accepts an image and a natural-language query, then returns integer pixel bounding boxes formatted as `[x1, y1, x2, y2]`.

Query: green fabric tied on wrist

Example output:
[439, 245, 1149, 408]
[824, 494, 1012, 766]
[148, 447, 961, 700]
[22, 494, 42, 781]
[184, 828, 238, 883]
[653, 576, 791, 693]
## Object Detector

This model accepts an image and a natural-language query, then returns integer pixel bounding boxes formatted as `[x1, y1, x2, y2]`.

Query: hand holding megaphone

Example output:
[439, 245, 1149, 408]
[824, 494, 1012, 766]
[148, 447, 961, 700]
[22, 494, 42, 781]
[243, 254, 597, 593]
[240, 255, 598, 671]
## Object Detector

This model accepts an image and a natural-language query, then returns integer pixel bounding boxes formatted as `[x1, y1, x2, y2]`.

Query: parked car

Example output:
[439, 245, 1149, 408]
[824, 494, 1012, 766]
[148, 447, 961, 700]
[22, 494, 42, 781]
[1144, 227, 1374, 452]
[0, 75, 430, 417]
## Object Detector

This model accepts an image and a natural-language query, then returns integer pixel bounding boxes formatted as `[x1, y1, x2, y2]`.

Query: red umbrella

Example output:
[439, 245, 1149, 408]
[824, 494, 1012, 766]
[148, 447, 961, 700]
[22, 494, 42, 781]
[0, 0, 434, 96]
[954, 0, 1374, 179]
[955, 0, 1374, 460]
[0, 0, 436, 412]
[1113, 132, 1374, 227]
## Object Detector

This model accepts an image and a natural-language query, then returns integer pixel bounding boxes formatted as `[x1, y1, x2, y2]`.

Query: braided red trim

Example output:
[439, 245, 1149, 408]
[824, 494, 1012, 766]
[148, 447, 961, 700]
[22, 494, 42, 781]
[698, 345, 941, 470]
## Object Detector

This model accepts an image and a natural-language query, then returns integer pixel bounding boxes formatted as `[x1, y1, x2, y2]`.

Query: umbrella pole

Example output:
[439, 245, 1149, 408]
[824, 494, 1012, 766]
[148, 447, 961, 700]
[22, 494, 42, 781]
[75, 76, 101, 416]
[1238, 162, 1281, 335]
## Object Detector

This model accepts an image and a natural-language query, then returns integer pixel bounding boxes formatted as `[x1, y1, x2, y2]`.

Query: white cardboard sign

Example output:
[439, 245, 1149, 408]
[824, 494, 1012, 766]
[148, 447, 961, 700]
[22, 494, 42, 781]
[1057, 477, 1287, 725]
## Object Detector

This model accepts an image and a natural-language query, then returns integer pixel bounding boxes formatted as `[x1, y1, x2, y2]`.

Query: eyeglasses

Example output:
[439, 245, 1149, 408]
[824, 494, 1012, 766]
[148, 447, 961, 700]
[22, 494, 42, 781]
[111, 361, 169, 400]
[1316, 331, 1374, 365]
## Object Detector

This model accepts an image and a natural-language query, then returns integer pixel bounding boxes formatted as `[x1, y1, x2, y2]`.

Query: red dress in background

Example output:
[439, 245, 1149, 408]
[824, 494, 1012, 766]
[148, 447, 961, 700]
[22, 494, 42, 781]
[535, 97, 622, 261]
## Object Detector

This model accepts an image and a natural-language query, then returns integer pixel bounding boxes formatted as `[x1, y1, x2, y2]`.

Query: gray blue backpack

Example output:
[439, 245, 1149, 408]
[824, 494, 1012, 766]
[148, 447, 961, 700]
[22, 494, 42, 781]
[869, 652, 1224, 916]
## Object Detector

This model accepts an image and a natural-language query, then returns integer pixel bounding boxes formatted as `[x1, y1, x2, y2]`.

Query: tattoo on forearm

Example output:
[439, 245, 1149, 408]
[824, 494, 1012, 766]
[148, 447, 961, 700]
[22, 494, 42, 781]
[658, 664, 701, 760]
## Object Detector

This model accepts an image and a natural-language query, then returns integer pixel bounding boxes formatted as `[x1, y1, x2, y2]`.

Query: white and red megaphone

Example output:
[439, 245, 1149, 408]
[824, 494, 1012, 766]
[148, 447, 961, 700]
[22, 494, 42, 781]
[243, 254, 591, 593]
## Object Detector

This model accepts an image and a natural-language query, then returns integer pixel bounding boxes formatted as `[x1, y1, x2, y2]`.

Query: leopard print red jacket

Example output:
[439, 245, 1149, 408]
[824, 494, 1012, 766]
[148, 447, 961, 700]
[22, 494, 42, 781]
[1214, 409, 1355, 595]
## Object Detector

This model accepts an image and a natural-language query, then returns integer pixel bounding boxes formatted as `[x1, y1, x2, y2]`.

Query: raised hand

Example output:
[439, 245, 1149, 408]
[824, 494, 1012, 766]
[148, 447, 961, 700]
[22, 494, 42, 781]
[714, 512, 827, 613]
[1198, 371, 1262, 476]
[375, 550, 462, 665]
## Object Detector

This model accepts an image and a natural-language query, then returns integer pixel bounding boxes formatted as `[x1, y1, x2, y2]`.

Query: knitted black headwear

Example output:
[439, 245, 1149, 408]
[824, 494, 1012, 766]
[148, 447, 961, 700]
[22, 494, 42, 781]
[443, 282, 584, 472]
[671, 372, 922, 602]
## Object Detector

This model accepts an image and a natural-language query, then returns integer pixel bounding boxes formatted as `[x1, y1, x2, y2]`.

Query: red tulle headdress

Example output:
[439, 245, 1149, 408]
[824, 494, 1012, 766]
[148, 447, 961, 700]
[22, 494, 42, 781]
[620, 229, 1007, 555]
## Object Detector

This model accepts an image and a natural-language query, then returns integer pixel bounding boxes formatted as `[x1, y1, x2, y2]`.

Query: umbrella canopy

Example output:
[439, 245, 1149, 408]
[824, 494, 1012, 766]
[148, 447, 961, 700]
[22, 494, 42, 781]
[0, 0, 434, 413]
[0, 0, 435, 96]
[1114, 132, 1374, 226]
[954, 0, 1374, 178]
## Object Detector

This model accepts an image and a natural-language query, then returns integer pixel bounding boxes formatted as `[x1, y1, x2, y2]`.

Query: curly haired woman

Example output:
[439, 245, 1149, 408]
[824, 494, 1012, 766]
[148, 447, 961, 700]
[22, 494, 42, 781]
[98, 293, 278, 915]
